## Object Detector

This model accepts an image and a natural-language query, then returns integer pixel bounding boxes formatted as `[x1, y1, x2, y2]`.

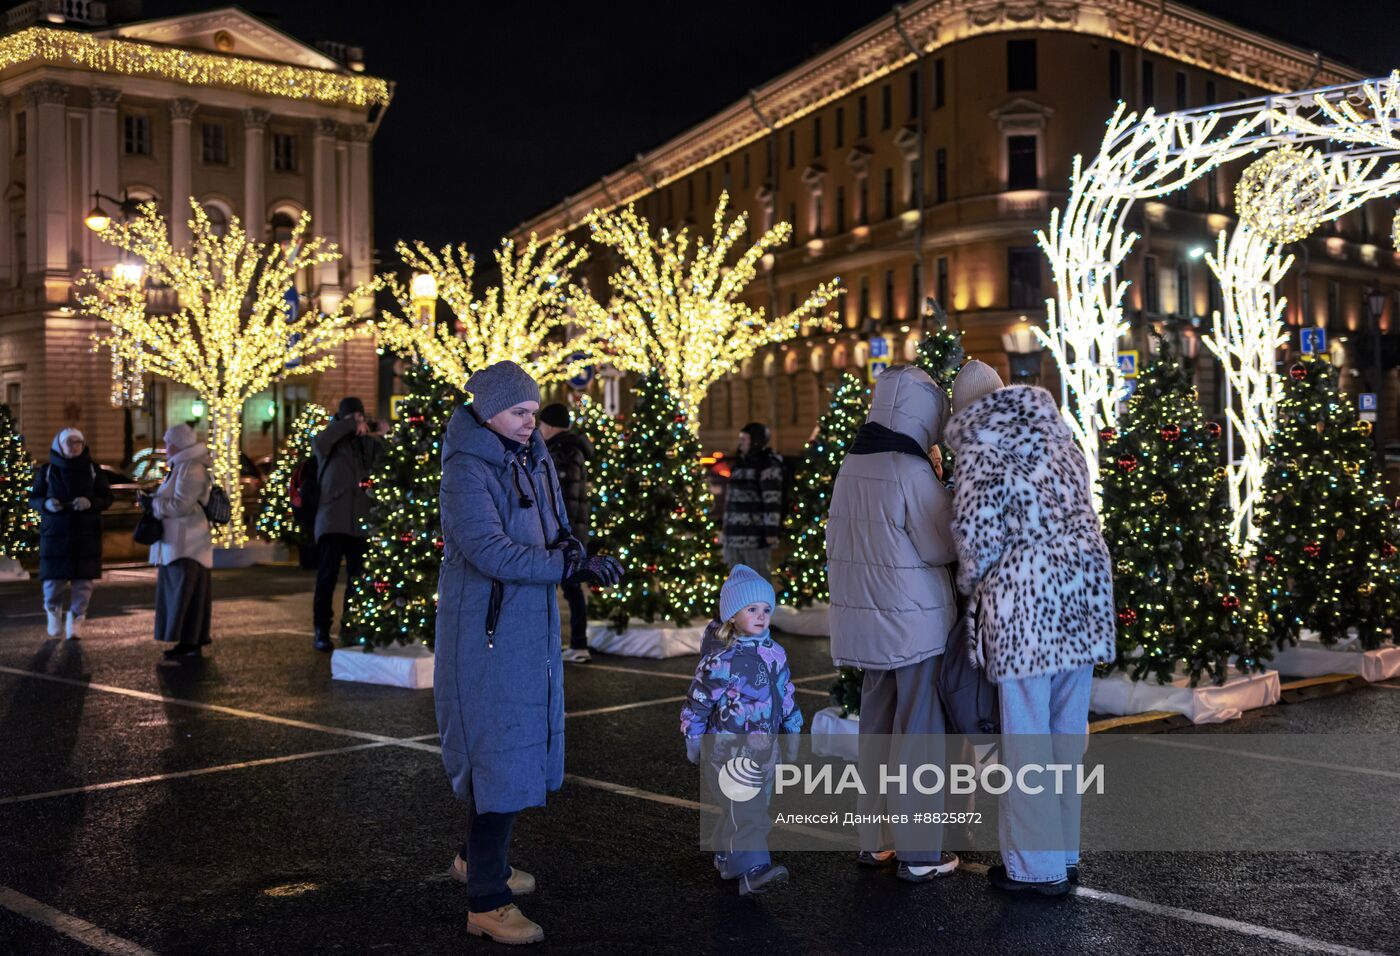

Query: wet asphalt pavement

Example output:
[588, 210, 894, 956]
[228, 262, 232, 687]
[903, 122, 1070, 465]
[0, 564, 1397, 955]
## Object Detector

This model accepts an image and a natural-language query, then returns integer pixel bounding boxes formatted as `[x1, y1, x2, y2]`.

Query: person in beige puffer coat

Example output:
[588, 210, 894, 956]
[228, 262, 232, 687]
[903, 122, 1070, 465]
[143, 423, 214, 659]
[825, 364, 959, 881]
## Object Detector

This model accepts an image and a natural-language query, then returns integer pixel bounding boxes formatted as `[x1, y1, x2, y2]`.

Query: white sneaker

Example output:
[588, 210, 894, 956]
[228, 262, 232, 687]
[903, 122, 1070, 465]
[46, 607, 62, 637]
[561, 648, 592, 663]
[65, 612, 83, 640]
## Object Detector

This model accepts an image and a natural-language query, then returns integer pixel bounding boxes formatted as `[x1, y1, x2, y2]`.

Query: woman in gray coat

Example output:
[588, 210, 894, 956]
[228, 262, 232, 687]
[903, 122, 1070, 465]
[436, 361, 622, 945]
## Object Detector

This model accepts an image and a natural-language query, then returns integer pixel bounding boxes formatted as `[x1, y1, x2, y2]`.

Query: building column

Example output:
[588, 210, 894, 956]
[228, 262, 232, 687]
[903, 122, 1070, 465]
[168, 98, 197, 247]
[311, 117, 340, 303]
[242, 108, 268, 238]
[89, 87, 120, 271]
[343, 123, 372, 291]
[26, 81, 69, 282]
[0, 97, 11, 286]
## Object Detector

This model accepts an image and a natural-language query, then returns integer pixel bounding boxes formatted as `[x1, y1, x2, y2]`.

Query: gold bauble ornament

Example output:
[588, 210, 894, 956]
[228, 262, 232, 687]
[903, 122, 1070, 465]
[1235, 555, 1248, 571]
[1342, 461, 1360, 476]
[1358, 581, 1375, 597]
[1116, 560, 1133, 575]
[1236, 146, 1328, 243]
[1151, 491, 1168, 505]
[1193, 568, 1210, 585]
[1358, 420, 1374, 437]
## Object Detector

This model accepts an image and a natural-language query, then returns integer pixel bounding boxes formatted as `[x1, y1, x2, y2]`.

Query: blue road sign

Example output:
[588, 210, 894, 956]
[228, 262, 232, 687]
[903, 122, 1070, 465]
[869, 335, 890, 359]
[1359, 393, 1378, 412]
[1300, 327, 1327, 355]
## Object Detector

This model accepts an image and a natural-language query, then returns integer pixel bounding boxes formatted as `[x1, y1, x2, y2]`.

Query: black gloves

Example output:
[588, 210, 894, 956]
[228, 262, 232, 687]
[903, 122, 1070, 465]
[565, 555, 625, 587]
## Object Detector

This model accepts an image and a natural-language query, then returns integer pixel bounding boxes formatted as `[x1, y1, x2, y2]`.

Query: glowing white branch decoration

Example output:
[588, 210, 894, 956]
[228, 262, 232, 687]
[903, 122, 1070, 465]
[1202, 225, 1291, 552]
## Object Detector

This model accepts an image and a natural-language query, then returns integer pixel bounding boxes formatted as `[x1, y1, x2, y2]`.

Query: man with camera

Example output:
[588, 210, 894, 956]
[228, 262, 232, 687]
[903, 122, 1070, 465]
[311, 397, 388, 651]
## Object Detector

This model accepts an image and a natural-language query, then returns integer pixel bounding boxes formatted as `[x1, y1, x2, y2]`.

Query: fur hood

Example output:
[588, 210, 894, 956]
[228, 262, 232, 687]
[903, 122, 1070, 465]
[945, 384, 1068, 460]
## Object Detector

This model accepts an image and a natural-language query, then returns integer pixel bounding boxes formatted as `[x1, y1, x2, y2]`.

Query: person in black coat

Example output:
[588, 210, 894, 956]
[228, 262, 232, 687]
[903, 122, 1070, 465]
[29, 428, 112, 640]
[722, 422, 784, 579]
[539, 403, 595, 662]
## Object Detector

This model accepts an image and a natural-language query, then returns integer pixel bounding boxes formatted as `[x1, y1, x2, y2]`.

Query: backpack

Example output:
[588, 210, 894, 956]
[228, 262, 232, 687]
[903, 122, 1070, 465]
[290, 456, 320, 527]
[203, 484, 232, 526]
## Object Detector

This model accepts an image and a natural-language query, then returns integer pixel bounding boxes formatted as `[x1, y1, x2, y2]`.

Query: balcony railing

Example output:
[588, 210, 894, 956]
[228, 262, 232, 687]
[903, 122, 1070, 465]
[5, 0, 106, 31]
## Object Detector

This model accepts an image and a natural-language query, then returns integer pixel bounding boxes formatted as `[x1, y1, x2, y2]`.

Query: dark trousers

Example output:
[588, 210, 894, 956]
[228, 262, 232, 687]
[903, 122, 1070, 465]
[460, 806, 518, 913]
[561, 581, 587, 649]
[313, 533, 367, 632]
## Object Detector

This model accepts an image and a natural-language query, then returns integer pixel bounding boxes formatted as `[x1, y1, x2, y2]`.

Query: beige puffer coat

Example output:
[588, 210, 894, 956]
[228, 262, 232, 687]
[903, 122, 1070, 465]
[149, 442, 213, 569]
[826, 365, 958, 670]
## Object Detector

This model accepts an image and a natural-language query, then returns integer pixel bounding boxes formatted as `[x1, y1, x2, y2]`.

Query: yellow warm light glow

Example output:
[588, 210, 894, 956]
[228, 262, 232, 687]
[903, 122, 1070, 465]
[84, 207, 111, 232]
[82, 199, 382, 547]
[573, 190, 843, 427]
[0, 26, 391, 107]
[377, 235, 604, 389]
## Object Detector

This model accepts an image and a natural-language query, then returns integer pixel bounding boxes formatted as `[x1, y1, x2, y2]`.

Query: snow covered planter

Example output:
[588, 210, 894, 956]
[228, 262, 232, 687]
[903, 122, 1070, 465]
[331, 643, 434, 689]
[1271, 633, 1400, 683]
[1091, 668, 1280, 725]
[810, 706, 859, 761]
[772, 603, 830, 637]
[585, 620, 708, 659]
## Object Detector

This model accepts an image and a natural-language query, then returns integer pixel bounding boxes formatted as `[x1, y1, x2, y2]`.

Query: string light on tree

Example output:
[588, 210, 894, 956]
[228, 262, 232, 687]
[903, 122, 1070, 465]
[775, 371, 867, 609]
[255, 403, 329, 557]
[0, 402, 37, 562]
[376, 235, 603, 389]
[81, 198, 382, 547]
[575, 191, 843, 427]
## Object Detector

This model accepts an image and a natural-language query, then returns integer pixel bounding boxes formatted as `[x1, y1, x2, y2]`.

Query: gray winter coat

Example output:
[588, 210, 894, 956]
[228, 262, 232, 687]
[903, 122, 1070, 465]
[312, 418, 386, 541]
[435, 404, 571, 814]
[826, 365, 958, 670]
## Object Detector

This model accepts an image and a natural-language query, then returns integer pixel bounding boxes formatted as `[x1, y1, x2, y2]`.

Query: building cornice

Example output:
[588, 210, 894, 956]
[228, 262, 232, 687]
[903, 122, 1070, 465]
[0, 26, 392, 109]
[515, 0, 1364, 240]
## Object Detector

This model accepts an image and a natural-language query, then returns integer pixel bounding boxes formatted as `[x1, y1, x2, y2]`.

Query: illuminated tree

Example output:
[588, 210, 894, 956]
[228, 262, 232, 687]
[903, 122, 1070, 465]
[81, 199, 380, 547]
[1099, 339, 1270, 685]
[1256, 356, 1399, 649]
[576, 191, 843, 426]
[574, 394, 624, 541]
[375, 235, 603, 390]
[0, 403, 37, 561]
[587, 374, 723, 629]
[344, 363, 463, 649]
[255, 403, 329, 557]
[775, 372, 866, 609]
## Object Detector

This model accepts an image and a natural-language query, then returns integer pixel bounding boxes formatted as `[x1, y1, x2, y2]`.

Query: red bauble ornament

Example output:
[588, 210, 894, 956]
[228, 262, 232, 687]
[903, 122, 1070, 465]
[407, 414, 425, 426]
[433, 538, 444, 551]
[1118, 607, 1138, 626]
[1117, 453, 1138, 473]
[1289, 364, 1307, 381]
[373, 580, 390, 594]
[1220, 594, 1241, 610]
[1303, 541, 1322, 558]
[1264, 554, 1277, 566]
[399, 532, 414, 544]
[1099, 427, 1118, 443]
[359, 479, 374, 490]
[1205, 421, 1222, 439]
[1160, 424, 1181, 442]
[1381, 542, 1397, 559]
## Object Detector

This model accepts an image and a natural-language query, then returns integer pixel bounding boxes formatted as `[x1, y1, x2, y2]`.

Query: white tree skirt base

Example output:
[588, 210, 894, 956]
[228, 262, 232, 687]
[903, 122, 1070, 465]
[212, 542, 279, 569]
[1271, 639, 1400, 683]
[0, 557, 29, 580]
[811, 705, 859, 761]
[1091, 669, 1280, 725]
[586, 621, 708, 658]
[331, 643, 434, 689]
[772, 603, 831, 637]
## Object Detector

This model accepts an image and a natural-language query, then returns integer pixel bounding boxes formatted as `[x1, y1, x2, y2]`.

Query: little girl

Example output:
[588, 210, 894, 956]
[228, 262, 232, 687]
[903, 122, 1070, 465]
[680, 565, 803, 896]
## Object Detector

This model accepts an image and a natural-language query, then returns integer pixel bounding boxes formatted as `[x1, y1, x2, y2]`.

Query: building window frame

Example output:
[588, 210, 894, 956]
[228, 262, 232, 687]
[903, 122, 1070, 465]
[271, 131, 298, 173]
[933, 58, 946, 109]
[1007, 38, 1037, 92]
[1008, 246, 1042, 310]
[200, 121, 228, 165]
[881, 83, 892, 130]
[123, 113, 151, 156]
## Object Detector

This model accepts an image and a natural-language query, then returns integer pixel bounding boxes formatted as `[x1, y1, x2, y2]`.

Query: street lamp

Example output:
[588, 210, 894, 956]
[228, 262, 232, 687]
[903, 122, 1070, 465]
[112, 262, 145, 286]
[83, 190, 142, 233]
[410, 271, 438, 329]
[1366, 286, 1386, 465]
[84, 189, 148, 466]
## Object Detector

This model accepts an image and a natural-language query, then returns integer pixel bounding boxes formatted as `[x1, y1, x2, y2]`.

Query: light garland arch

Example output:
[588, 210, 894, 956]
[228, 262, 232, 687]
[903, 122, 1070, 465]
[1037, 72, 1400, 503]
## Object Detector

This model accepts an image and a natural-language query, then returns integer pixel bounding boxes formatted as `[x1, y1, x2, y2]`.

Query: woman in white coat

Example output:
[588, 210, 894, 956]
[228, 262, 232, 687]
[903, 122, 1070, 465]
[143, 423, 214, 659]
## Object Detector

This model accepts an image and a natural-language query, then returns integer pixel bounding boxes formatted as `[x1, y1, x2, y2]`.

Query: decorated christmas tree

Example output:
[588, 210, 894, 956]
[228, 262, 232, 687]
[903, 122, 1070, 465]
[1099, 338, 1270, 685]
[574, 395, 624, 544]
[255, 403, 329, 560]
[829, 666, 863, 718]
[0, 403, 38, 562]
[588, 374, 724, 629]
[912, 310, 965, 392]
[1256, 355, 1399, 649]
[343, 364, 464, 649]
[775, 371, 867, 609]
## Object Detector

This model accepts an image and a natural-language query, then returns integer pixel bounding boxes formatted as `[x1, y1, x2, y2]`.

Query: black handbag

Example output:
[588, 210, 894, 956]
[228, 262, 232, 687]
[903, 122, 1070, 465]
[133, 504, 164, 546]
[938, 606, 1001, 736]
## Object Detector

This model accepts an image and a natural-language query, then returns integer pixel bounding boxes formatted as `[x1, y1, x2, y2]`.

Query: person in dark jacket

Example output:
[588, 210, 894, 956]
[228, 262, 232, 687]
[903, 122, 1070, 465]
[310, 397, 387, 651]
[436, 361, 624, 944]
[538, 402, 596, 662]
[722, 422, 784, 579]
[29, 428, 112, 640]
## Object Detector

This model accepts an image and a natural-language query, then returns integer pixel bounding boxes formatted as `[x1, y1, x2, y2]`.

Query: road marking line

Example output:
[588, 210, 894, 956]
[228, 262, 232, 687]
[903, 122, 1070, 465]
[792, 672, 838, 684]
[1141, 736, 1400, 782]
[1070, 885, 1386, 956]
[0, 885, 157, 956]
[0, 665, 440, 753]
[568, 662, 837, 686]
[1370, 682, 1400, 691]
[0, 741, 392, 806]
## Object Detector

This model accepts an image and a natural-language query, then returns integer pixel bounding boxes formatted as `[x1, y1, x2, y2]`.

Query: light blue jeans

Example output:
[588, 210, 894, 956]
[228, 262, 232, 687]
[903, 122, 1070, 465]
[43, 579, 93, 617]
[997, 664, 1093, 883]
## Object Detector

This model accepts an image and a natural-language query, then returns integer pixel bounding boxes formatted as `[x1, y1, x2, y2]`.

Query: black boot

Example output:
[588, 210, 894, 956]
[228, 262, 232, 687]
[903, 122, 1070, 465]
[163, 643, 201, 660]
[313, 627, 333, 652]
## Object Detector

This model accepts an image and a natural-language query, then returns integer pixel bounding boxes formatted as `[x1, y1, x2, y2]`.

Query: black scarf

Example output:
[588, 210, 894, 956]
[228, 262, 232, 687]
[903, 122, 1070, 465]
[849, 421, 933, 468]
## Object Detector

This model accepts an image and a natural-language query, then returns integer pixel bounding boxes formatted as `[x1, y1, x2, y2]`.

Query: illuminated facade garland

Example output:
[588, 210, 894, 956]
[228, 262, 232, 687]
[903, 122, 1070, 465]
[0, 26, 391, 107]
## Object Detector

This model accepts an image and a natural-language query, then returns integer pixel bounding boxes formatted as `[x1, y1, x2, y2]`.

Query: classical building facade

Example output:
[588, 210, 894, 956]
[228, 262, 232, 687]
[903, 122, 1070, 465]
[0, 2, 390, 466]
[519, 0, 1397, 457]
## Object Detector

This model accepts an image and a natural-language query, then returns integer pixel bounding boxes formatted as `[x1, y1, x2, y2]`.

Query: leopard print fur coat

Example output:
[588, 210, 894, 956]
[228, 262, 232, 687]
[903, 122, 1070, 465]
[944, 385, 1116, 683]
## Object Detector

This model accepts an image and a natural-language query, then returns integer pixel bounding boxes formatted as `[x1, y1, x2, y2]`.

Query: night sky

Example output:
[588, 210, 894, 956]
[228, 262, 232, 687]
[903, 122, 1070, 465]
[138, 0, 1398, 260]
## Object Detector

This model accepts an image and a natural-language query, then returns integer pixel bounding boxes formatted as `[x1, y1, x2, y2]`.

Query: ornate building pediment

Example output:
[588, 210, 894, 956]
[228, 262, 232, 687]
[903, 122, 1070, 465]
[100, 8, 343, 71]
[989, 97, 1055, 132]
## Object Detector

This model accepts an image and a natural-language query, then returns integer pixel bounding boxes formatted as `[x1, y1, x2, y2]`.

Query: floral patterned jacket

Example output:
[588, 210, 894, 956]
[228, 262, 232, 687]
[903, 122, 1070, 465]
[679, 624, 804, 737]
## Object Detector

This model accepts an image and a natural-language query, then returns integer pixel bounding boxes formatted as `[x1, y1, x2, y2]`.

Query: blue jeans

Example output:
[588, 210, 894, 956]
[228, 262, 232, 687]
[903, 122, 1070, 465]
[43, 579, 93, 617]
[997, 664, 1092, 883]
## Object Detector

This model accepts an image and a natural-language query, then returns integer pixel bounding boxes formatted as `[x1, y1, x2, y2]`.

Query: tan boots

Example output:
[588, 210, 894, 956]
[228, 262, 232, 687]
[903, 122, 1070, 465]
[466, 904, 544, 945]
[450, 854, 536, 896]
